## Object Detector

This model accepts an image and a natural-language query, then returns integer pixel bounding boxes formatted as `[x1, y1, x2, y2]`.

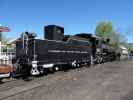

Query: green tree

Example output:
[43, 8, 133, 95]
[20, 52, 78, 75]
[0, 32, 11, 52]
[0, 32, 10, 44]
[95, 21, 128, 48]
[95, 21, 113, 40]
[0, 32, 2, 41]
[109, 31, 119, 47]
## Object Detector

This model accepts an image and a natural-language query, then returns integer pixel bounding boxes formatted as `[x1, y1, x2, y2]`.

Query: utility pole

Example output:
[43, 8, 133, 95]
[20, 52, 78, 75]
[0, 31, 2, 56]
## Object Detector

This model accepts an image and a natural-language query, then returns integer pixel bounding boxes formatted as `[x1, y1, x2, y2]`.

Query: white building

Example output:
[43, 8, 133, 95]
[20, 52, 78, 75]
[119, 45, 129, 55]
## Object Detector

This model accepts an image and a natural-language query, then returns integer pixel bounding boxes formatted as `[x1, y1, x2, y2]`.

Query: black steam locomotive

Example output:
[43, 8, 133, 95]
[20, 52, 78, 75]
[13, 25, 117, 76]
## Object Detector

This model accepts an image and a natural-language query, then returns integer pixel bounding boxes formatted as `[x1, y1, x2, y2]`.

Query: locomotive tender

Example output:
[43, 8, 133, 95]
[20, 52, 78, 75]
[14, 31, 92, 76]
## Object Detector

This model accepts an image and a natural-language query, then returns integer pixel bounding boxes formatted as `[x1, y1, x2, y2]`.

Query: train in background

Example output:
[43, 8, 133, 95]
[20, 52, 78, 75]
[12, 25, 117, 77]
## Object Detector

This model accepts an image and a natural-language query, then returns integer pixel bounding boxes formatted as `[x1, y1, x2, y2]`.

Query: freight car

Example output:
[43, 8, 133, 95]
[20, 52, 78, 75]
[13, 32, 92, 76]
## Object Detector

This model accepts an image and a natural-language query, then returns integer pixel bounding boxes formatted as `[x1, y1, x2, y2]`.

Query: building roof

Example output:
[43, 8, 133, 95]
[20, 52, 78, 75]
[10, 38, 21, 44]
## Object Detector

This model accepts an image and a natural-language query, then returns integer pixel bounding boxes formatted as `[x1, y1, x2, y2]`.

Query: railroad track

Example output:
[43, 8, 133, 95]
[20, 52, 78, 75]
[0, 65, 92, 98]
[0, 60, 129, 99]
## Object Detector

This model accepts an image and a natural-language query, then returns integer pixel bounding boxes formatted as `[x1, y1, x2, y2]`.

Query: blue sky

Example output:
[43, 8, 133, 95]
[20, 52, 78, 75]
[1, 0, 133, 42]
